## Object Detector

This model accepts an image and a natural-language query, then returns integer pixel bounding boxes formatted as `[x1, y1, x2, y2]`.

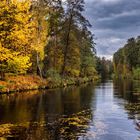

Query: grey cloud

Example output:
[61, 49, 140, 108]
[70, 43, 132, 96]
[84, 0, 140, 58]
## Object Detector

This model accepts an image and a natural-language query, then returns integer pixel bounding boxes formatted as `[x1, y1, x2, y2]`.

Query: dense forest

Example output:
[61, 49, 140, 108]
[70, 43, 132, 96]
[113, 36, 140, 79]
[2, 0, 137, 93]
[0, 0, 99, 92]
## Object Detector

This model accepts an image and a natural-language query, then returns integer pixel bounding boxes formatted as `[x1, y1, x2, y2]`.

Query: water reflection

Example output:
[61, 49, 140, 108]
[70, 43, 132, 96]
[0, 84, 94, 139]
[0, 80, 140, 139]
[113, 79, 140, 102]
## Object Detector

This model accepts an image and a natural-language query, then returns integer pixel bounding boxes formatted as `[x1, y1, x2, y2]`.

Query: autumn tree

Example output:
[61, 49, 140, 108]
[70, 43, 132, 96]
[0, 0, 34, 79]
[29, 0, 49, 77]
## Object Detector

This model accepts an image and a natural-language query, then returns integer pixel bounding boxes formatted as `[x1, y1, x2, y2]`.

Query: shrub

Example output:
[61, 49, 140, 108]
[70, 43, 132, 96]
[46, 69, 62, 88]
[133, 68, 140, 80]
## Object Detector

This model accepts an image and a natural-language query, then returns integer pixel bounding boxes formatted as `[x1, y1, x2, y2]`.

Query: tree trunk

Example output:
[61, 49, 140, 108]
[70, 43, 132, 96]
[53, 28, 57, 69]
[61, 14, 73, 75]
[37, 52, 43, 78]
[0, 72, 5, 80]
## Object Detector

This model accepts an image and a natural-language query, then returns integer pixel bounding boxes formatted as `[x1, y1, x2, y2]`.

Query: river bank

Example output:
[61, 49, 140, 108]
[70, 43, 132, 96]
[0, 74, 99, 93]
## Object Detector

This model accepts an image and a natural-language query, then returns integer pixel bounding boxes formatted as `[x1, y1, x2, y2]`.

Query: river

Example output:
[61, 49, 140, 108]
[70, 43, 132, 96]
[0, 80, 140, 140]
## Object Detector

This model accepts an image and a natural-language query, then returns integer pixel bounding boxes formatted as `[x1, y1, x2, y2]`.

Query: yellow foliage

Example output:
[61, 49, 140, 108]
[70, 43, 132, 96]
[7, 55, 32, 74]
[65, 67, 80, 77]
[0, 0, 36, 74]
[31, 11, 49, 61]
[0, 43, 13, 61]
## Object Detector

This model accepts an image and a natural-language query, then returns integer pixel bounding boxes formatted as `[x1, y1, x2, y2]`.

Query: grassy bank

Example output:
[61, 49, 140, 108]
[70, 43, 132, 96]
[0, 74, 99, 93]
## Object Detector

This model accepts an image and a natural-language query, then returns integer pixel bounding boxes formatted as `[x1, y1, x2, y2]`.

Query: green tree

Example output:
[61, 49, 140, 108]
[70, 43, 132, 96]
[61, 0, 91, 76]
[80, 29, 96, 77]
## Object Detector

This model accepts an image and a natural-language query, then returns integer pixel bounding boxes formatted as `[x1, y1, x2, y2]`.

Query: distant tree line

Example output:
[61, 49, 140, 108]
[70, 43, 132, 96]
[96, 57, 113, 79]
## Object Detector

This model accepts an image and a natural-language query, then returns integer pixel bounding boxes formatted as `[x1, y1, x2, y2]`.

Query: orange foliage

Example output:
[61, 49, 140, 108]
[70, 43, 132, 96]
[0, 75, 48, 93]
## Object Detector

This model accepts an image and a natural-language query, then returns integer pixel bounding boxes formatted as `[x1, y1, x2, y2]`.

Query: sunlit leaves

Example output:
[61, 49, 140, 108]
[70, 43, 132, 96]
[7, 55, 32, 74]
[0, 0, 35, 75]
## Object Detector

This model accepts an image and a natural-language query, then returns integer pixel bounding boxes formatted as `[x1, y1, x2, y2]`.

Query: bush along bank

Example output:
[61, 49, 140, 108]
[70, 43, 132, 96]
[0, 74, 99, 94]
[44, 69, 99, 88]
[0, 75, 47, 93]
[46, 76, 99, 89]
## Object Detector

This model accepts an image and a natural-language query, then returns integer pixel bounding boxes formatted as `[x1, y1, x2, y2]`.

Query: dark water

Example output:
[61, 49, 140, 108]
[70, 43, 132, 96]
[0, 80, 140, 140]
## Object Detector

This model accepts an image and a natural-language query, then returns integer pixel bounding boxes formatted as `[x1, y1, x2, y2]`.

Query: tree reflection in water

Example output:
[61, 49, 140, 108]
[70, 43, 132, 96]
[0, 84, 94, 139]
[114, 79, 140, 135]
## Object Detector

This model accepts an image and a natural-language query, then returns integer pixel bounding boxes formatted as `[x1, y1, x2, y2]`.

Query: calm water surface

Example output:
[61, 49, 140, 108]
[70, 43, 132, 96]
[0, 80, 140, 140]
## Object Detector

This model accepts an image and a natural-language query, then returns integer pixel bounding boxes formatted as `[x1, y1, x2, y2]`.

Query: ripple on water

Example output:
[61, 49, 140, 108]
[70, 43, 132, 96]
[98, 134, 125, 140]
[79, 134, 125, 140]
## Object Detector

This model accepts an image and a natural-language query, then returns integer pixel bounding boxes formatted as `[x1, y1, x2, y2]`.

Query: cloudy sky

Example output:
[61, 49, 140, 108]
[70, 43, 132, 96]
[84, 0, 140, 59]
